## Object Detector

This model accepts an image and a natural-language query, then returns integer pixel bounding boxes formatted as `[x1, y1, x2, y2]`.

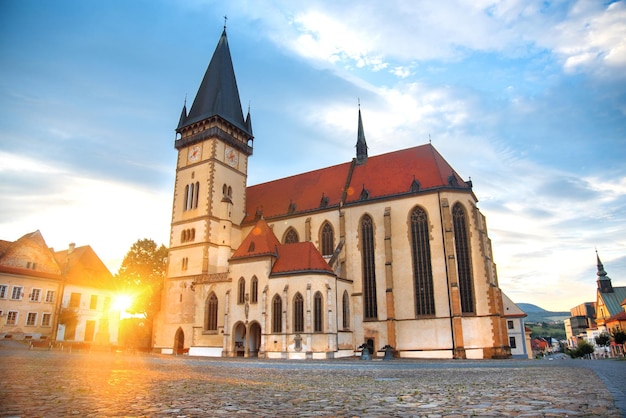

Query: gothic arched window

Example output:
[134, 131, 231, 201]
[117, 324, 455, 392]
[272, 295, 282, 333]
[206, 292, 218, 331]
[314, 291, 323, 332]
[238, 277, 246, 305]
[320, 222, 334, 256]
[250, 276, 258, 304]
[284, 228, 299, 244]
[361, 215, 377, 320]
[453, 203, 475, 314]
[342, 290, 350, 329]
[293, 293, 304, 333]
[410, 206, 435, 316]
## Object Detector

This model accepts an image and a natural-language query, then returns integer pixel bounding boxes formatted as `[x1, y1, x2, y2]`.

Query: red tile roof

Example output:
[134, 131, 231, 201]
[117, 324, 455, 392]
[271, 242, 334, 276]
[231, 219, 334, 277]
[244, 144, 469, 223]
[231, 218, 280, 260]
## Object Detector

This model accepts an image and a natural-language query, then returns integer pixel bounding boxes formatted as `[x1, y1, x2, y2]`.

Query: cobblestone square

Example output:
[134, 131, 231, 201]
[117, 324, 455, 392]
[0, 347, 623, 417]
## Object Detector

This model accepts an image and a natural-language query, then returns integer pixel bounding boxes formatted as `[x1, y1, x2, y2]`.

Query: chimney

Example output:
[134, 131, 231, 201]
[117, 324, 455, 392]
[68, 243, 75, 254]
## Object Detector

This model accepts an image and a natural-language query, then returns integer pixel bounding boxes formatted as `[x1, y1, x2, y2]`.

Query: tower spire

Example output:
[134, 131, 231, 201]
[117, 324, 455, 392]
[356, 100, 368, 164]
[178, 26, 252, 138]
[596, 250, 614, 293]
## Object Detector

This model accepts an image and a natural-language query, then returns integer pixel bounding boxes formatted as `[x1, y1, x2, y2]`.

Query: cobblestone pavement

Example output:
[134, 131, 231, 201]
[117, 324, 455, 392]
[0, 346, 624, 417]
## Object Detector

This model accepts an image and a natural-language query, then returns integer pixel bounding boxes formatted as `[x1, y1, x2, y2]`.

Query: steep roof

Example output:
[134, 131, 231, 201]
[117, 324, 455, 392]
[178, 29, 252, 137]
[54, 245, 114, 290]
[231, 219, 334, 277]
[598, 286, 626, 318]
[244, 144, 470, 223]
[231, 219, 280, 260]
[271, 242, 335, 277]
[0, 230, 61, 275]
[501, 292, 527, 318]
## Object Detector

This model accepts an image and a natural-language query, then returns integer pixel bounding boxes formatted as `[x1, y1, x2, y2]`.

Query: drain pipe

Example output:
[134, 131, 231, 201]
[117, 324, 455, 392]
[438, 191, 456, 356]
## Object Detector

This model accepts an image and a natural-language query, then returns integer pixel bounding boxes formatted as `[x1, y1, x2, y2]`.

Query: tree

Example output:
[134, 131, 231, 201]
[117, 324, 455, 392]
[595, 332, 611, 347]
[611, 328, 626, 346]
[568, 340, 595, 358]
[115, 239, 168, 321]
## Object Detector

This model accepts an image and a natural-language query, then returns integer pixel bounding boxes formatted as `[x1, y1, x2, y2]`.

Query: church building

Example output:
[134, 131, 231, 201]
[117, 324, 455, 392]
[153, 28, 511, 359]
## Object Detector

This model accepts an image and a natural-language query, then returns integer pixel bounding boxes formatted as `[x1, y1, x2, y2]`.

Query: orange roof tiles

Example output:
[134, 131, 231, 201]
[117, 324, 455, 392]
[271, 242, 334, 276]
[243, 144, 469, 223]
[231, 218, 280, 260]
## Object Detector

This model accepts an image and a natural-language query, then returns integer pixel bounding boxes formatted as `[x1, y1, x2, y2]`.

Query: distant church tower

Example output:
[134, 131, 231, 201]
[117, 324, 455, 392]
[596, 251, 614, 294]
[157, 28, 253, 351]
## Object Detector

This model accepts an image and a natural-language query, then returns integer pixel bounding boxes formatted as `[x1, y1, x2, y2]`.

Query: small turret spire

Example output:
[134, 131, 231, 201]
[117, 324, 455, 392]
[596, 250, 614, 293]
[356, 100, 368, 164]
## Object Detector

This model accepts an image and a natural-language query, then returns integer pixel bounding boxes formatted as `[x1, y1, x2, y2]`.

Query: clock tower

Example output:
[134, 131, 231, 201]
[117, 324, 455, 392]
[157, 28, 253, 348]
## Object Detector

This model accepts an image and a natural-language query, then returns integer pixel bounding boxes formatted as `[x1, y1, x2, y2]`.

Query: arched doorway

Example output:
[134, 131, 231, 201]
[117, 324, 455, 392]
[174, 328, 185, 355]
[233, 322, 246, 357]
[248, 322, 261, 357]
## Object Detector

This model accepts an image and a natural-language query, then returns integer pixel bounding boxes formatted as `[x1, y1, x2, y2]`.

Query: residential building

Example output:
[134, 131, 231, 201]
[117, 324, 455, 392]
[0, 231, 121, 346]
[502, 292, 531, 359]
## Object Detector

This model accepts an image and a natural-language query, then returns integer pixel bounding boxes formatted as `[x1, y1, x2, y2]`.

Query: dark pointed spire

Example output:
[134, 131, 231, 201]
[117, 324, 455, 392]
[181, 28, 251, 137]
[596, 250, 614, 293]
[245, 102, 253, 136]
[176, 98, 188, 131]
[356, 101, 368, 164]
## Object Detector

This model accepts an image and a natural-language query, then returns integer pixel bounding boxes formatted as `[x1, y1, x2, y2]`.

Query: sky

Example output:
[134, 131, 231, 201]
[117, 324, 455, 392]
[1, 0, 625, 312]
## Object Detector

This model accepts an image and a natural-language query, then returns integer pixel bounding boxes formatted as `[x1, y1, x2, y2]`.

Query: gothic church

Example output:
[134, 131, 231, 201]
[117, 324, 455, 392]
[153, 29, 511, 359]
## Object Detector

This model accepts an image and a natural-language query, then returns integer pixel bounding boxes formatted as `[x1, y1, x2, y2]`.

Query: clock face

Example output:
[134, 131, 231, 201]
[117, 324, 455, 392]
[225, 147, 239, 168]
[188, 145, 201, 162]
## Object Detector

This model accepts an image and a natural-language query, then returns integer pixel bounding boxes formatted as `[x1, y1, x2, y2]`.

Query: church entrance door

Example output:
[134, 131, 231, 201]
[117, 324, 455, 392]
[174, 328, 185, 355]
[248, 322, 261, 357]
[234, 322, 246, 357]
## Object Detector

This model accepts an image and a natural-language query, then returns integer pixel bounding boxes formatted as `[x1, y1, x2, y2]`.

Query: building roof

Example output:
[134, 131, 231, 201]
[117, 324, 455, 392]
[231, 219, 280, 260]
[501, 292, 527, 318]
[271, 242, 335, 277]
[231, 219, 334, 277]
[54, 245, 114, 290]
[598, 286, 626, 318]
[0, 230, 61, 275]
[178, 29, 252, 137]
[244, 143, 470, 223]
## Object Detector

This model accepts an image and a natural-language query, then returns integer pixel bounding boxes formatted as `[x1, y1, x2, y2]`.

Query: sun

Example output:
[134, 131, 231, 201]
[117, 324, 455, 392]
[112, 294, 133, 312]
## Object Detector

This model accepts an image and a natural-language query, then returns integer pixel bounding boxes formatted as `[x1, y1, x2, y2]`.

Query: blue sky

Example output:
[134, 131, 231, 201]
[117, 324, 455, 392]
[1, 0, 625, 311]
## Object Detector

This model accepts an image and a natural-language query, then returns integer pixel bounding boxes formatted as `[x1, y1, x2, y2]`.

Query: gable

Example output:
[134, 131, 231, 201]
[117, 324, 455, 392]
[271, 242, 334, 277]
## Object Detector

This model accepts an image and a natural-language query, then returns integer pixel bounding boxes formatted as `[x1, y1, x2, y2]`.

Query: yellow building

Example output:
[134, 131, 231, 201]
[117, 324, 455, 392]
[153, 29, 511, 359]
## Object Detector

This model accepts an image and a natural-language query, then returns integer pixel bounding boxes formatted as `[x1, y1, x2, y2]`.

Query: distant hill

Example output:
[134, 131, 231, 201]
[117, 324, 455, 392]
[518, 303, 569, 323]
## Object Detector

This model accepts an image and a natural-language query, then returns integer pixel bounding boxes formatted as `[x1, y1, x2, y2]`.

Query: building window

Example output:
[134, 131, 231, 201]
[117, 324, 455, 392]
[509, 336, 517, 349]
[11, 286, 23, 300]
[69, 292, 81, 308]
[293, 293, 304, 333]
[184, 182, 200, 211]
[284, 228, 299, 244]
[453, 203, 475, 314]
[320, 222, 334, 256]
[361, 215, 377, 320]
[90, 295, 98, 310]
[45, 290, 55, 303]
[182, 257, 188, 270]
[314, 291, 323, 332]
[6, 311, 18, 325]
[238, 277, 246, 304]
[0, 285, 7, 299]
[206, 293, 218, 331]
[272, 295, 282, 333]
[42, 313, 52, 327]
[342, 290, 350, 329]
[250, 276, 258, 304]
[26, 312, 37, 326]
[507, 320, 514, 330]
[103, 297, 111, 311]
[30, 288, 42, 302]
[410, 206, 435, 316]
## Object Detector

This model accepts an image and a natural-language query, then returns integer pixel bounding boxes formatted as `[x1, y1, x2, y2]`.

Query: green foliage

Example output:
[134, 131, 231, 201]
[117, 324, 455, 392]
[115, 239, 168, 320]
[527, 323, 566, 341]
[595, 332, 611, 347]
[611, 328, 626, 345]
[58, 308, 78, 326]
[568, 340, 595, 358]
